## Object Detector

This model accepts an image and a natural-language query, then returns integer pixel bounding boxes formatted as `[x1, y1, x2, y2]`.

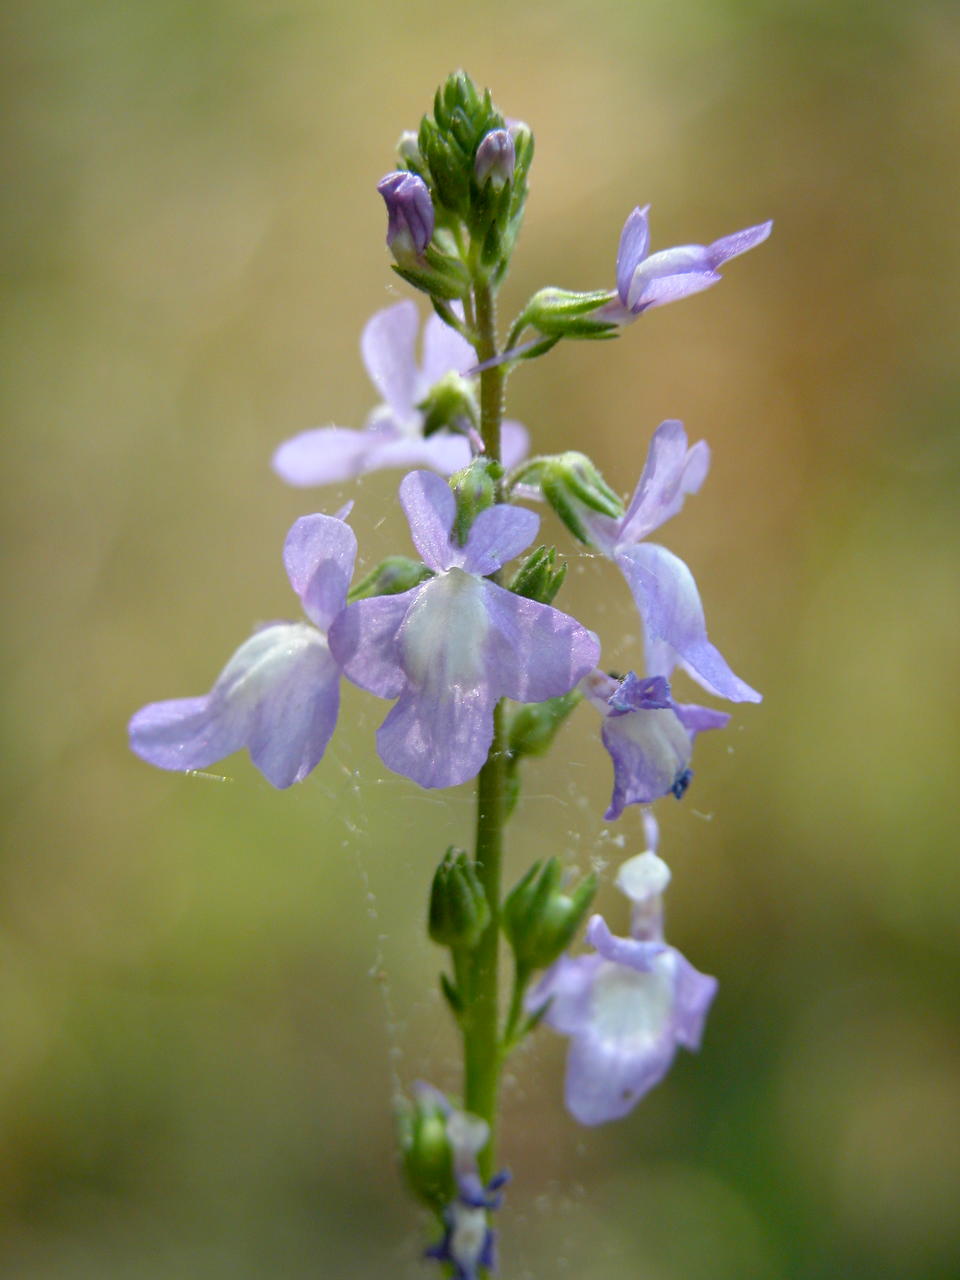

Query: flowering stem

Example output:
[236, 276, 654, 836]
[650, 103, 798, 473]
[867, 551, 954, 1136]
[474, 280, 503, 468]
[463, 277, 506, 1186]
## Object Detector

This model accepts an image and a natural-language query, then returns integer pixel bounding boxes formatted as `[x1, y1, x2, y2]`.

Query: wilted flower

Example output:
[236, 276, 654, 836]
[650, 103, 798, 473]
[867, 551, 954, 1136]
[272, 302, 528, 487]
[530, 848, 717, 1125]
[329, 470, 599, 788]
[599, 204, 772, 325]
[581, 669, 729, 819]
[576, 419, 761, 703]
[129, 511, 356, 788]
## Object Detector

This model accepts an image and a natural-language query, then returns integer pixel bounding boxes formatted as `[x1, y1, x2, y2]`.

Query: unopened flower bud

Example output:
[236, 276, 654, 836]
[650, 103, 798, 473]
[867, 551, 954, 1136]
[474, 128, 515, 190]
[507, 545, 567, 606]
[449, 456, 500, 545]
[377, 170, 434, 265]
[429, 848, 491, 949]
[503, 857, 598, 974]
[398, 1084, 455, 1211]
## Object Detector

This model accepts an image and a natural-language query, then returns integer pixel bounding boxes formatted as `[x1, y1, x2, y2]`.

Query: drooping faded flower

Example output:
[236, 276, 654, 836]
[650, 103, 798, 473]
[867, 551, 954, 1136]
[329, 470, 599, 789]
[128, 511, 356, 788]
[599, 204, 772, 325]
[530, 847, 717, 1125]
[272, 301, 528, 488]
[581, 669, 729, 820]
[577, 419, 761, 703]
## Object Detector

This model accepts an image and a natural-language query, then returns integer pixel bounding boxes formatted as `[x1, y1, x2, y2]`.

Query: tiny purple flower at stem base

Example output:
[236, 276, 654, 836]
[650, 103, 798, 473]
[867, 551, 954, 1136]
[272, 301, 529, 488]
[329, 470, 600, 789]
[128, 512, 356, 789]
[530, 850, 717, 1126]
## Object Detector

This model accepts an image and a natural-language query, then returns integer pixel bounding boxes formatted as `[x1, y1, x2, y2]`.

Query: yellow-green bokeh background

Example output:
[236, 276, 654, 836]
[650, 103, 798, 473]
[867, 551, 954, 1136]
[3, 1, 959, 1275]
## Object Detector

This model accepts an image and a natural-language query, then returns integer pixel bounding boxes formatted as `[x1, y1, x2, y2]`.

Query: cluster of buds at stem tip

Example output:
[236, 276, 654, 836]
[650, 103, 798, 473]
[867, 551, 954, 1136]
[503, 857, 598, 976]
[381, 72, 534, 300]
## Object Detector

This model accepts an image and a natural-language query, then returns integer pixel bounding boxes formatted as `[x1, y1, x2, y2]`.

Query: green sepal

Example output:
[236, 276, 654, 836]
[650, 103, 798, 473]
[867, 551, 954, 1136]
[507, 688, 582, 759]
[507, 545, 567, 605]
[514, 452, 623, 545]
[417, 371, 479, 439]
[502, 857, 598, 973]
[347, 556, 433, 603]
[428, 847, 491, 949]
[517, 287, 619, 339]
[439, 971, 464, 1016]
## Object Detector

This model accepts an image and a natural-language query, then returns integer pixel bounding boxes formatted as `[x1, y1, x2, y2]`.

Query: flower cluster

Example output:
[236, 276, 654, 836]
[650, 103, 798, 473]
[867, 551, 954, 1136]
[129, 70, 770, 1274]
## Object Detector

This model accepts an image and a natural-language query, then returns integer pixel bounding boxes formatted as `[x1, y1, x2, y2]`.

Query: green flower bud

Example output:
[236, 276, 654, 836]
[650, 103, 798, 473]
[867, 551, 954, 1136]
[519, 287, 618, 340]
[348, 556, 433, 603]
[507, 545, 567, 605]
[503, 857, 597, 974]
[417, 371, 479, 439]
[429, 848, 491, 949]
[449, 456, 501, 545]
[397, 1088, 455, 1211]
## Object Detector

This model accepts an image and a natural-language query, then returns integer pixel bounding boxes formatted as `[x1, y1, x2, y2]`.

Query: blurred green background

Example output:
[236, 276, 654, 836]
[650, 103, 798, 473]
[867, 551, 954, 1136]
[3, 0, 959, 1276]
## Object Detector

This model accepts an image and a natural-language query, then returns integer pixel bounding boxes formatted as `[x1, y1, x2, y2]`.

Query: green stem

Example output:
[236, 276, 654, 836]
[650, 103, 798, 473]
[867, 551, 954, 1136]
[463, 276, 507, 1185]
[474, 280, 504, 468]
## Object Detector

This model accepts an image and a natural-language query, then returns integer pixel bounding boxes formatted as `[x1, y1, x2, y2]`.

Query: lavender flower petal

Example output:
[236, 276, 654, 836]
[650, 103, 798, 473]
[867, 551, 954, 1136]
[420, 311, 475, 386]
[376, 575, 497, 787]
[461, 504, 540, 576]
[501, 419, 531, 468]
[282, 513, 357, 631]
[327, 590, 418, 699]
[615, 204, 650, 304]
[398, 470, 459, 571]
[564, 1015, 677, 1125]
[479, 581, 600, 703]
[619, 419, 711, 543]
[271, 426, 388, 488]
[129, 623, 340, 788]
[600, 704, 695, 819]
[615, 542, 761, 703]
[629, 266, 722, 312]
[671, 953, 719, 1050]
[361, 299, 420, 418]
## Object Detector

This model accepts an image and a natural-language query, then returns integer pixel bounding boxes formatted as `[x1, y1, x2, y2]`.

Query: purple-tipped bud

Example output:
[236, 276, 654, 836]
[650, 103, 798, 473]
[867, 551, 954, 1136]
[377, 170, 434, 264]
[474, 129, 515, 190]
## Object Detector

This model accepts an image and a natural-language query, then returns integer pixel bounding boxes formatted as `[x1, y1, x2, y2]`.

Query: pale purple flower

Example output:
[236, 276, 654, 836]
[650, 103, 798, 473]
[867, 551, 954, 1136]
[377, 170, 434, 263]
[530, 849, 718, 1125]
[599, 204, 772, 325]
[128, 511, 356, 788]
[581, 669, 729, 820]
[272, 301, 529, 488]
[329, 471, 600, 789]
[579, 419, 761, 703]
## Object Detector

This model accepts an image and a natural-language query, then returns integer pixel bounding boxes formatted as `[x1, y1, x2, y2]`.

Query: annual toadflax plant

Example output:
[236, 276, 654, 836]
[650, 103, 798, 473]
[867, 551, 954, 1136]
[129, 71, 771, 1278]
